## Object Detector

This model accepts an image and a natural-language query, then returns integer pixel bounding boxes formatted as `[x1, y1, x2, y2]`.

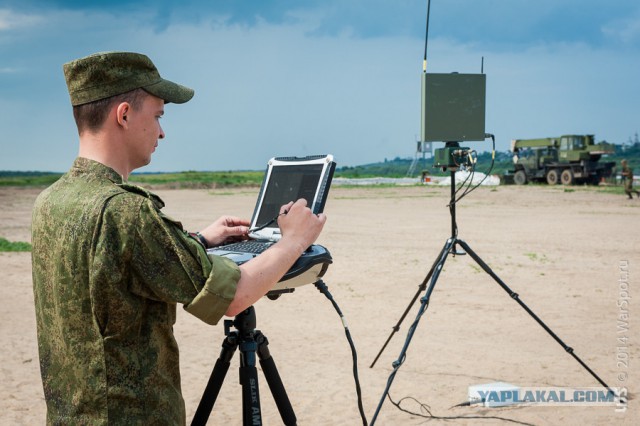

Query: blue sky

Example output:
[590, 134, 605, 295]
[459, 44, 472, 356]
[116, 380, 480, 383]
[1, 0, 639, 172]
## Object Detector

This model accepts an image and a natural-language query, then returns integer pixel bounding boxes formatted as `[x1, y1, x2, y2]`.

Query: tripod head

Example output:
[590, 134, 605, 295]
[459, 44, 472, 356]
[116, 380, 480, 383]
[225, 306, 257, 337]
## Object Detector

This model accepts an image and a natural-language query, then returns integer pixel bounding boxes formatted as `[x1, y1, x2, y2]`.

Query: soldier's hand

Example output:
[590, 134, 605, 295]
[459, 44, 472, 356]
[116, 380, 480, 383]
[277, 199, 326, 250]
[200, 216, 250, 247]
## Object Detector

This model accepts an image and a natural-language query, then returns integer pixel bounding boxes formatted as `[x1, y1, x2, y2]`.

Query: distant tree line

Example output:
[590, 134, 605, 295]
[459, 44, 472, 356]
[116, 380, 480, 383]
[2, 140, 639, 185]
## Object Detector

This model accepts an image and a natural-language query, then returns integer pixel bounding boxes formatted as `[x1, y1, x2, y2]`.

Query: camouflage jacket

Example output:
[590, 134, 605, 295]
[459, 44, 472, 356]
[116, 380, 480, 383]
[31, 157, 240, 425]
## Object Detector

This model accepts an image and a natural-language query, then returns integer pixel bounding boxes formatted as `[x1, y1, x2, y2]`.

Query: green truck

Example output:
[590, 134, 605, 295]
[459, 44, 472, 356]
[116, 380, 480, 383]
[508, 134, 615, 185]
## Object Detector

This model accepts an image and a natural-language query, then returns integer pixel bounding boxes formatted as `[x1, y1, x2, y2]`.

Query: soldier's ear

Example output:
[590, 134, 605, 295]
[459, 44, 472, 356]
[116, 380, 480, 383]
[116, 102, 130, 128]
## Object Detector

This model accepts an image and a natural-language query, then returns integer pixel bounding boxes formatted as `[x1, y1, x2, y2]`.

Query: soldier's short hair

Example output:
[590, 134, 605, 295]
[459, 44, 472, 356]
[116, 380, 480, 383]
[72, 88, 148, 135]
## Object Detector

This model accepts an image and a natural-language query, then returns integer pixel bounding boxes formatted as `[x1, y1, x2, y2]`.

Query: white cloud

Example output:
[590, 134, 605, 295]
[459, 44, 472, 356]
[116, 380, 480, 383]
[602, 15, 640, 44]
[0, 8, 43, 31]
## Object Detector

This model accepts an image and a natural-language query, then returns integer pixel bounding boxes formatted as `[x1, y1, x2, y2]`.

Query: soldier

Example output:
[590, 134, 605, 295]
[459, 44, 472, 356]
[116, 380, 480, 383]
[31, 51, 326, 425]
[620, 159, 639, 199]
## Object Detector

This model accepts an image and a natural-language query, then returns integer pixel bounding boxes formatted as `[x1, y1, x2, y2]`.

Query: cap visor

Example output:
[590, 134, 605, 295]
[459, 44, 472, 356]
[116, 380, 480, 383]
[144, 79, 194, 104]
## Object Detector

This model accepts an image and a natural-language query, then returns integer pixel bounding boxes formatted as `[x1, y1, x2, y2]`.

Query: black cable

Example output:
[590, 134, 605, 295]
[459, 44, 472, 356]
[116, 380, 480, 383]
[314, 280, 368, 426]
[455, 134, 496, 203]
[456, 155, 477, 200]
[387, 394, 536, 426]
[453, 163, 474, 198]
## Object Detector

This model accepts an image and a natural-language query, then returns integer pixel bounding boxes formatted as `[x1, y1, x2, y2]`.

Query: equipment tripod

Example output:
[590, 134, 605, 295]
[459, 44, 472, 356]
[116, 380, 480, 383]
[191, 306, 296, 426]
[369, 165, 616, 424]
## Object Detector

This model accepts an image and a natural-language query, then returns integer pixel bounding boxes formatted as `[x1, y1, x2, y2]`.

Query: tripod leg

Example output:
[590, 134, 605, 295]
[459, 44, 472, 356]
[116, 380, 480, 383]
[191, 336, 238, 426]
[456, 239, 615, 393]
[239, 339, 262, 426]
[255, 332, 297, 425]
[370, 237, 452, 368]
[370, 237, 456, 425]
[369, 249, 444, 368]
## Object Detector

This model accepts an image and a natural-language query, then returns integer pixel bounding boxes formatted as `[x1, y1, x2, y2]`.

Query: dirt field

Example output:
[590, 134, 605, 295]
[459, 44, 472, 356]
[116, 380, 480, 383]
[1, 184, 638, 425]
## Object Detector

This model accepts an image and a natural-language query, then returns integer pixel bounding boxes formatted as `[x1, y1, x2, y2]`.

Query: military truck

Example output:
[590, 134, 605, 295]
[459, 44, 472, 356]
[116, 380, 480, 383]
[509, 134, 615, 185]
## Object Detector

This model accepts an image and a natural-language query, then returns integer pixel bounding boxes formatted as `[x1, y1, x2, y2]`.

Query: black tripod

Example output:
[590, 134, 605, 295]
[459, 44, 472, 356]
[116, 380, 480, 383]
[369, 164, 616, 424]
[191, 306, 296, 426]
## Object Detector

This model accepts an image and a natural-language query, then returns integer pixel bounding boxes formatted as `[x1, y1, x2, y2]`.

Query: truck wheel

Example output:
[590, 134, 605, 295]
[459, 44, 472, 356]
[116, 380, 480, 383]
[546, 169, 559, 185]
[514, 170, 527, 185]
[561, 169, 574, 185]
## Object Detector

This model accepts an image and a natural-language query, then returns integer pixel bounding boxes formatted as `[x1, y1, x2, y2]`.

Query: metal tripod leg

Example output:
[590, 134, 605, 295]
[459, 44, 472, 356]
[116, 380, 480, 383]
[370, 237, 456, 425]
[255, 332, 296, 425]
[238, 333, 262, 426]
[192, 331, 238, 426]
[456, 239, 615, 394]
[369, 238, 445, 368]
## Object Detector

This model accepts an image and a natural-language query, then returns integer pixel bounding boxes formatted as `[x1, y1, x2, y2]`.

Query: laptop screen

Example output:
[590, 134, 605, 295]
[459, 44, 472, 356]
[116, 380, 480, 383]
[249, 155, 335, 241]
[254, 164, 323, 228]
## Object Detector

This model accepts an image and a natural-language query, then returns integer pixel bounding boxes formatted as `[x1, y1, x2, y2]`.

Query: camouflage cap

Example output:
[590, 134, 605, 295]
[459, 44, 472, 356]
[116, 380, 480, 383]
[63, 51, 194, 106]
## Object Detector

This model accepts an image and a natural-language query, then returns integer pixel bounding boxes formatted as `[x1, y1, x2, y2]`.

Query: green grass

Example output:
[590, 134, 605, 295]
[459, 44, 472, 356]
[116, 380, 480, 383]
[0, 171, 266, 188]
[0, 172, 62, 187]
[524, 252, 549, 263]
[128, 170, 265, 188]
[0, 237, 32, 252]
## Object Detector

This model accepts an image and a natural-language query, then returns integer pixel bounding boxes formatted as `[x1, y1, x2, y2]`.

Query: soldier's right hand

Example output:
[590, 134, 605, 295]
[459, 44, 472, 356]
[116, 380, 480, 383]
[277, 199, 326, 251]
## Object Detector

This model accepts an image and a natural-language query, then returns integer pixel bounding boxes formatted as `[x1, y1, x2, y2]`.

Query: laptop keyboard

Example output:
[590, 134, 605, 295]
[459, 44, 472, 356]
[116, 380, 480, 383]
[219, 240, 274, 254]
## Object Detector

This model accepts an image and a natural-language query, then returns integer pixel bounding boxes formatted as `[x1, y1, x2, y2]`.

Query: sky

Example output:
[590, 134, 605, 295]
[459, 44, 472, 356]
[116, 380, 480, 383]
[1, 0, 639, 172]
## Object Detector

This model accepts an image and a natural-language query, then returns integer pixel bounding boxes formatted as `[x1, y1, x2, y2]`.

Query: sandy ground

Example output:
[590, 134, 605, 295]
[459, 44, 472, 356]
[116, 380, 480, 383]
[1, 184, 638, 425]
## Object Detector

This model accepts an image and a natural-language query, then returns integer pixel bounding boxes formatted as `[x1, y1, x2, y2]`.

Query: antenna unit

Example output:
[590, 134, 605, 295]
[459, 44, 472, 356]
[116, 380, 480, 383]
[420, 72, 486, 142]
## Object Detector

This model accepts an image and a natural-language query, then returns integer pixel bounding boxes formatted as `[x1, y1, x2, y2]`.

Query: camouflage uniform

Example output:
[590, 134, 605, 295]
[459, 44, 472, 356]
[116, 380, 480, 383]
[32, 157, 240, 425]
